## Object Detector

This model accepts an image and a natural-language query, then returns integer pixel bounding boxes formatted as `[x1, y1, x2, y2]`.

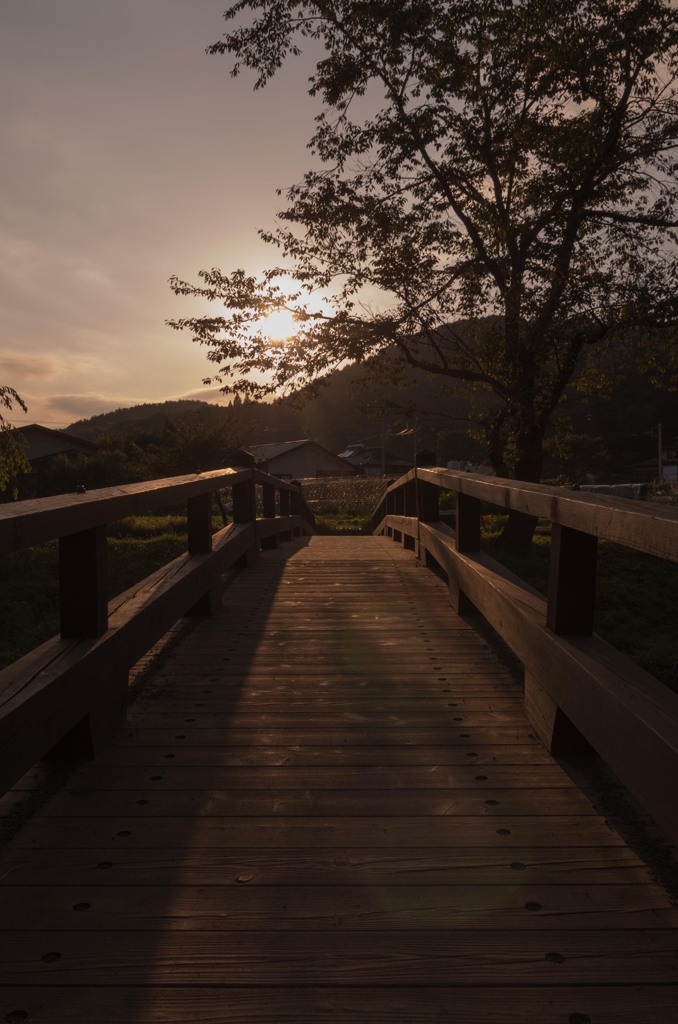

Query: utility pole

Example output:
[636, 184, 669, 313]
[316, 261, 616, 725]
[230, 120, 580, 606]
[658, 422, 663, 481]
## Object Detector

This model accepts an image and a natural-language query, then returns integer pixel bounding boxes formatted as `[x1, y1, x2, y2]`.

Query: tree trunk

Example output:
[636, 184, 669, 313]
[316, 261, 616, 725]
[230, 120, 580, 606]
[499, 429, 544, 549]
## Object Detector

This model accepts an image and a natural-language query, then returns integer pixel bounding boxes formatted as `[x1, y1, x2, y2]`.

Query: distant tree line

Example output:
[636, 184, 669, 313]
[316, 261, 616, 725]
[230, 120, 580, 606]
[19, 357, 678, 502]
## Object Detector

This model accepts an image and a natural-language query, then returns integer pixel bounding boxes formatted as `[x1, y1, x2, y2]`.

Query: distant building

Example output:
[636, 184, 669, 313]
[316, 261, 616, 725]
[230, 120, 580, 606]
[247, 439, 355, 479]
[17, 425, 99, 466]
[338, 443, 412, 477]
[18, 424, 100, 465]
[14, 424, 100, 498]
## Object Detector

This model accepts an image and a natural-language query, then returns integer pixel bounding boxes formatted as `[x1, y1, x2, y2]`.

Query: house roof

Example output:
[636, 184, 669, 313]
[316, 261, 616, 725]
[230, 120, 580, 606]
[18, 424, 99, 452]
[247, 439, 352, 469]
[247, 439, 310, 462]
[338, 443, 411, 467]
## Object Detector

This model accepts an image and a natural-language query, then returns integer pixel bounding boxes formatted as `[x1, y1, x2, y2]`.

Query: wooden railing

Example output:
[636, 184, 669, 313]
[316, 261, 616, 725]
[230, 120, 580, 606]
[372, 468, 678, 845]
[0, 467, 314, 796]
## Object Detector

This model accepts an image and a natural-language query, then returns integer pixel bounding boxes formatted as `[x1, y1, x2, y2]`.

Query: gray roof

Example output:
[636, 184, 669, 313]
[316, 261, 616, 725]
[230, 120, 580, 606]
[247, 439, 310, 462]
[247, 439, 352, 468]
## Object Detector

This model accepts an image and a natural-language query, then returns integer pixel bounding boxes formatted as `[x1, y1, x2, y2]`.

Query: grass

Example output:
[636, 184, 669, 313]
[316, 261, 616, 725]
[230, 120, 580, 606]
[0, 521, 189, 670]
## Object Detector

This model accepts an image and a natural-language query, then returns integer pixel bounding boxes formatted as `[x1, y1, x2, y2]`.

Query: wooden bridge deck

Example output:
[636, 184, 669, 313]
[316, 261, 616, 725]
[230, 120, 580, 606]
[1, 535, 678, 1022]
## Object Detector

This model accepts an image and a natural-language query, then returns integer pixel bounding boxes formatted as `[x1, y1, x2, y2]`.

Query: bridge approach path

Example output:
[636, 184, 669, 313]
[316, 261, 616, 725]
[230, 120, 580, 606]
[1, 535, 678, 1023]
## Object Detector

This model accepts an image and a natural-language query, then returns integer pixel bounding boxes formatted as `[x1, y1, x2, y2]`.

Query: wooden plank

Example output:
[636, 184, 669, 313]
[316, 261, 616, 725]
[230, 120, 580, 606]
[3, 929, 678, 985]
[123, 709, 528, 728]
[0, 845, 648, 887]
[3, 985, 678, 1024]
[38, 786, 597, 817]
[9, 815, 626, 849]
[129, 695, 524, 712]
[0, 883, 675, 931]
[144, 664, 514, 679]
[63, 764, 576, 791]
[109, 726, 541, 745]
[90, 742, 557, 767]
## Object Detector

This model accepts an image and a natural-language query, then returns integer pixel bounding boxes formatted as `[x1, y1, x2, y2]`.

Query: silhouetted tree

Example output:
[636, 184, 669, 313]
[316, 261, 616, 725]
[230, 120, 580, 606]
[170, 0, 678, 508]
[0, 387, 30, 499]
[143, 414, 244, 477]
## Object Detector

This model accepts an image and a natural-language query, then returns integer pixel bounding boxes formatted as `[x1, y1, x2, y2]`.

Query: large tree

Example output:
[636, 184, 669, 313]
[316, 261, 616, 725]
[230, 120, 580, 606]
[0, 387, 30, 499]
[169, 0, 678, 485]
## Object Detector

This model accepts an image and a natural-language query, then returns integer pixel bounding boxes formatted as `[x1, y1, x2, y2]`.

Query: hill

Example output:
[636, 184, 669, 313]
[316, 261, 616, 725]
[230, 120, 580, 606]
[66, 334, 677, 482]
[66, 366, 483, 468]
[67, 400, 218, 441]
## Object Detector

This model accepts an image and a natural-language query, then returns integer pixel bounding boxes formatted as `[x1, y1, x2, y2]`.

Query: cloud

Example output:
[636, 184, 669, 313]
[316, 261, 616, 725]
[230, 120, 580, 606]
[172, 385, 228, 404]
[72, 267, 117, 289]
[0, 352, 61, 379]
[49, 393, 135, 418]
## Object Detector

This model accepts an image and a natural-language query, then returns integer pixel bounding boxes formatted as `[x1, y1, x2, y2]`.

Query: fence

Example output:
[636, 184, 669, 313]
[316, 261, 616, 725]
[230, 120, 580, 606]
[372, 468, 678, 845]
[0, 467, 314, 796]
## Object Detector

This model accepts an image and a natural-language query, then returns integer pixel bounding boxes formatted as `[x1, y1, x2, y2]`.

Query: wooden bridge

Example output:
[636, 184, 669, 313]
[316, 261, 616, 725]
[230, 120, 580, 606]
[1, 467, 677, 1022]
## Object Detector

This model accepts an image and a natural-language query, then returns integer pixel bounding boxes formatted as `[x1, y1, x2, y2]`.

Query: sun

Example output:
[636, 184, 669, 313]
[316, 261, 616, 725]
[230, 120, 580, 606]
[262, 308, 300, 343]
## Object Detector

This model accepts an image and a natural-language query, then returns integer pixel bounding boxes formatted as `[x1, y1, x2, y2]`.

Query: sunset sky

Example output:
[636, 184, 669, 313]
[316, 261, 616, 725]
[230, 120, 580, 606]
[1, 0, 322, 428]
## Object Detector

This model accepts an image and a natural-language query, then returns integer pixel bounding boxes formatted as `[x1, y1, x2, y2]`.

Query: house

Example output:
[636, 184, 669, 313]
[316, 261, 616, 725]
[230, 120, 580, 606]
[18, 424, 100, 465]
[13, 424, 100, 499]
[338, 443, 412, 477]
[247, 439, 355, 480]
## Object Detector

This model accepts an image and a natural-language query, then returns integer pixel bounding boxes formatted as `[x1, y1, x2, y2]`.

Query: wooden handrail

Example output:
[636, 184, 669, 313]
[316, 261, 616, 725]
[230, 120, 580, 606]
[0, 468, 314, 554]
[0, 467, 315, 796]
[373, 467, 678, 561]
[372, 467, 678, 845]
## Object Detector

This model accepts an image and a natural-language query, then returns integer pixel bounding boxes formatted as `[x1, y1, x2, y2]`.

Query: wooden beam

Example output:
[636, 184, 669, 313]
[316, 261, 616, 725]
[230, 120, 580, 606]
[58, 526, 108, 638]
[260, 484, 277, 550]
[547, 524, 598, 635]
[417, 467, 678, 562]
[455, 494, 481, 553]
[279, 489, 292, 542]
[187, 493, 212, 554]
[0, 468, 251, 554]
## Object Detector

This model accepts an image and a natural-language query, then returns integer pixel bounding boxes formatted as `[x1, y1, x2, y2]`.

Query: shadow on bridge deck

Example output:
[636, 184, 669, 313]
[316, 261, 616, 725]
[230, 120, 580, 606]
[1, 536, 678, 1022]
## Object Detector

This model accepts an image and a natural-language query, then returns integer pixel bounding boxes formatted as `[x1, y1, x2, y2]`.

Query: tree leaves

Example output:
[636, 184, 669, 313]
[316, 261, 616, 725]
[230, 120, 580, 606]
[0, 387, 30, 499]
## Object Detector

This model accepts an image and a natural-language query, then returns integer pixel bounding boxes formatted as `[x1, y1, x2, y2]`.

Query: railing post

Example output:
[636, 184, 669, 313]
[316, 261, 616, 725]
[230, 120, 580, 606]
[55, 525, 127, 760]
[417, 480, 439, 524]
[417, 477, 440, 569]
[232, 469, 259, 566]
[456, 493, 481, 552]
[525, 524, 598, 755]
[187, 492, 221, 615]
[187, 493, 212, 555]
[547, 524, 598, 635]
[403, 478, 417, 550]
[290, 482, 303, 537]
[393, 485, 405, 543]
[279, 486, 292, 542]
[261, 482, 278, 549]
[233, 471, 256, 524]
[59, 527, 108, 638]
[386, 489, 395, 537]
[450, 491, 481, 615]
